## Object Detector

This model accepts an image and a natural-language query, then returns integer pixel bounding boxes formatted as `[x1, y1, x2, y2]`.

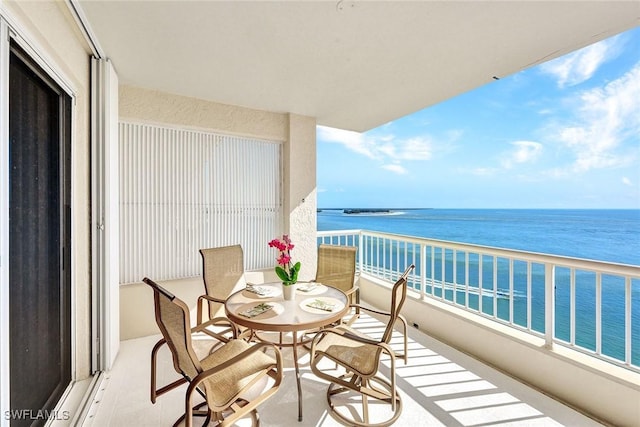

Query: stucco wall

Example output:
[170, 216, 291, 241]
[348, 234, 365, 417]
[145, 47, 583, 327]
[3, 0, 93, 380]
[119, 85, 290, 141]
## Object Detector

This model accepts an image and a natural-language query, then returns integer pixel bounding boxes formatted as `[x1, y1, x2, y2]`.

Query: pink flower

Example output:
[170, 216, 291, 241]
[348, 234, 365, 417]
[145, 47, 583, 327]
[268, 239, 287, 251]
[277, 253, 291, 266]
[268, 234, 301, 284]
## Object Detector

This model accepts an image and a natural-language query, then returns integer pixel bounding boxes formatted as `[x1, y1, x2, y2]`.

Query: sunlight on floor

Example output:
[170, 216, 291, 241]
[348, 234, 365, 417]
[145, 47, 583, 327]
[82, 311, 603, 426]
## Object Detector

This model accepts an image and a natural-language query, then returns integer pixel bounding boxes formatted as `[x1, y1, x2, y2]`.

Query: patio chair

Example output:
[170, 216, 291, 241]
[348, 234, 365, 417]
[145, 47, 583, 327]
[197, 244, 245, 337]
[314, 244, 358, 324]
[309, 264, 415, 427]
[144, 277, 283, 427]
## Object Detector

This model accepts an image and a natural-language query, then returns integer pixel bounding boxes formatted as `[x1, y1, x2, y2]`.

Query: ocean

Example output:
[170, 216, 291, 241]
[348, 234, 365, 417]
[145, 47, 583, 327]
[318, 209, 639, 265]
[317, 208, 640, 366]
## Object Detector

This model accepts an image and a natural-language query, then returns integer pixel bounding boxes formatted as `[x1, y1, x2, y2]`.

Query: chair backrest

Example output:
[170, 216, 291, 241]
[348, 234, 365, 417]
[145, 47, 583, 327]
[143, 277, 202, 380]
[381, 264, 415, 344]
[315, 244, 357, 292]
[200, 244, 244, 318]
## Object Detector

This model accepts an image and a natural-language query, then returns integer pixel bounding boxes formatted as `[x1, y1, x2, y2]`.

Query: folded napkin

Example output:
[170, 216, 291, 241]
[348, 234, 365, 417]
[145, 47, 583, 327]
[239, 303, 273, 318]
[245, 283, 271, 296]
[297, 283, 318, 292]
[306, 299, 335, 312]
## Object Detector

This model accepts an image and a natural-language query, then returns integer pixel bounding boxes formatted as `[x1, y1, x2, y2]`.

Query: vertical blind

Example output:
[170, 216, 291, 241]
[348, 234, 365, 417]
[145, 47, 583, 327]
[119, 122, 282, 284]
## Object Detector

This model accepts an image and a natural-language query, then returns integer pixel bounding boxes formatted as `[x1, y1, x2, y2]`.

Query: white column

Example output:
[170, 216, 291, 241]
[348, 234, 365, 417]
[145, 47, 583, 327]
[283, 114, 317, 281]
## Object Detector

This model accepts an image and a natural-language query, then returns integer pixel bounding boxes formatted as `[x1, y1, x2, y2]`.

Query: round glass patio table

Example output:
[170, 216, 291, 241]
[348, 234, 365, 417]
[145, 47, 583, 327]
[225, 282, 348, 422]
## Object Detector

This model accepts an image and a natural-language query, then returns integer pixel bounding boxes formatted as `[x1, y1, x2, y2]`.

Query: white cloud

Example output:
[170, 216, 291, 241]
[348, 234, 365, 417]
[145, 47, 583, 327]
[317, 125, 433, 167]
[378, 137, 433, 161]
[541, 36, 621, 88]
[500, 140, 543, 169]
[317, 125, 378, 159]
[468, 167, 498, 176]
[622, 177, 633, 186]
[381, 164, 408, 175]
[555, 62, 640, 173]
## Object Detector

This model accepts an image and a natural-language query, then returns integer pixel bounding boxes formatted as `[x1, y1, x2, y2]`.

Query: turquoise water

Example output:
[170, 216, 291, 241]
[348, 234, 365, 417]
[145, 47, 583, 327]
[318, 209, 640, 366]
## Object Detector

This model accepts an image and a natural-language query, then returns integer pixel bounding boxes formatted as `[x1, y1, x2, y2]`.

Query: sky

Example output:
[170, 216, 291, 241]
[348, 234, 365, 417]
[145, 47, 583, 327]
[317, 26, 640, 209]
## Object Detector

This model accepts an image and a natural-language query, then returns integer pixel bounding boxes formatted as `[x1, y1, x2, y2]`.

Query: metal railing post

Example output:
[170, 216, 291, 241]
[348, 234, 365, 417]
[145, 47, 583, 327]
[358, 229, 364, 275]
[545, 263, 555, 349]
[420, 244, 427, 299]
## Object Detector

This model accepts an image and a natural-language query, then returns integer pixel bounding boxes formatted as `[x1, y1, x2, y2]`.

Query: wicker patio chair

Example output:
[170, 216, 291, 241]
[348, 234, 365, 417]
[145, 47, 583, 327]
[196, 244, 245, 337]
[315, 244, 358, 324]
[309, 264, 415, 427]
[144, 277, 283, 427]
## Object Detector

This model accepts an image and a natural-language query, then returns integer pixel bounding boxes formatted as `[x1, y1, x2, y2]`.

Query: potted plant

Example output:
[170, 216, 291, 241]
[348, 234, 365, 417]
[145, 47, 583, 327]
[268, 235, 301, 300]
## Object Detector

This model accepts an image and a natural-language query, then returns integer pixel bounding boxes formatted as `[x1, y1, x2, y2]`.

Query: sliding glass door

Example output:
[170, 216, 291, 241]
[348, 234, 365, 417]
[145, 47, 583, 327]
[8, 42, 71, 427]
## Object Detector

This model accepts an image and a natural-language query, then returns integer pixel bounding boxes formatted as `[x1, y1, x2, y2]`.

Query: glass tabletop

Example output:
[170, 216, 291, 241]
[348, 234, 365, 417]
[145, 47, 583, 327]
[225, 282, 349, 331]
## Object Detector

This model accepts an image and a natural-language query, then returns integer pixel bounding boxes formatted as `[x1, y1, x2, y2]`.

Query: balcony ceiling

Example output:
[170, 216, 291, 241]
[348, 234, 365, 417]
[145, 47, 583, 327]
[76, 1, 639, 132]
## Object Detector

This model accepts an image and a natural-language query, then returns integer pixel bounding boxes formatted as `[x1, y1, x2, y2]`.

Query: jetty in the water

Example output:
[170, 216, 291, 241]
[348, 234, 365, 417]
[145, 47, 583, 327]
[343, 208, 391, 214]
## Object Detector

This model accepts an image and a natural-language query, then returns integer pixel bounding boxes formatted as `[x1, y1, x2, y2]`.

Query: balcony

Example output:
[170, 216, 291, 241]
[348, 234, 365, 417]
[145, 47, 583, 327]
[76, 230, 639, 426]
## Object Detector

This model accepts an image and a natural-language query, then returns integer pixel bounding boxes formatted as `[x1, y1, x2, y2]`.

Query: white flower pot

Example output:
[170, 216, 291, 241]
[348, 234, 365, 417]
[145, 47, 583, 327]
[282, 283, 297, 301]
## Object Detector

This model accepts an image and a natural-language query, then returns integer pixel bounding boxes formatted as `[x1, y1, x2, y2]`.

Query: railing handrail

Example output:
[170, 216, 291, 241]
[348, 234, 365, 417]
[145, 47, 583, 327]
[317, 228, 640, 371]
[319, 229, 640, 275]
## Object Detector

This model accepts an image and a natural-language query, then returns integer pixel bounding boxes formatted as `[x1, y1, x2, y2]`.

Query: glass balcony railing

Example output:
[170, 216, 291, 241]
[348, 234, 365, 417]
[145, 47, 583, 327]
[318, 229, 640, 372]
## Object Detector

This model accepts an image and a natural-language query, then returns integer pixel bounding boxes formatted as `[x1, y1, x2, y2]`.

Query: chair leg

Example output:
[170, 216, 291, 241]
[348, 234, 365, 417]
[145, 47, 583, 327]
[362, 383, 369, 424]
[202, 410, 211, 427]
[325, 375, 402, 427]
[250, 409, 259, 427]
[151, 339, 188, 403]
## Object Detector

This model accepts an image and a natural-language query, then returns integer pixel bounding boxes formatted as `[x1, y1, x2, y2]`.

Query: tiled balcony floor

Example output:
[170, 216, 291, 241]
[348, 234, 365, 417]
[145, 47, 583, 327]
[82, 310, 603, 426]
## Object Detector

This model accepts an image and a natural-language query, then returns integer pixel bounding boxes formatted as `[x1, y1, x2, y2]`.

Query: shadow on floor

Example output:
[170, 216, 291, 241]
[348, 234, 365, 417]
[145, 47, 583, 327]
[83, 312, 603, 426]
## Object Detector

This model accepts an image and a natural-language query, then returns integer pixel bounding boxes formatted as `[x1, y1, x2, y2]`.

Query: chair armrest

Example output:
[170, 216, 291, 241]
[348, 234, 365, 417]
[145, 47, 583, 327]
[343, 286, 358, 297]
[312, 326, 380, 347]
[199, 294, 226, 304]
[196, 294, 227, 324]
[349, 303, 391, 318]
[192, 316, 236, 341]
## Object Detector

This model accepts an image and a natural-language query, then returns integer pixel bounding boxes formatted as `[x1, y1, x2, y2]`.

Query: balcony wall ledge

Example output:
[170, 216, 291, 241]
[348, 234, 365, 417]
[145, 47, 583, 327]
[120, 269, 281, 340]
[359, 272, 640, 427]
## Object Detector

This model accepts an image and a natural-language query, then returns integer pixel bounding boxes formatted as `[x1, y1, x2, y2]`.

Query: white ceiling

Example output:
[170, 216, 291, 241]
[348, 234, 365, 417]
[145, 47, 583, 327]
[77, 1, 639, 132]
